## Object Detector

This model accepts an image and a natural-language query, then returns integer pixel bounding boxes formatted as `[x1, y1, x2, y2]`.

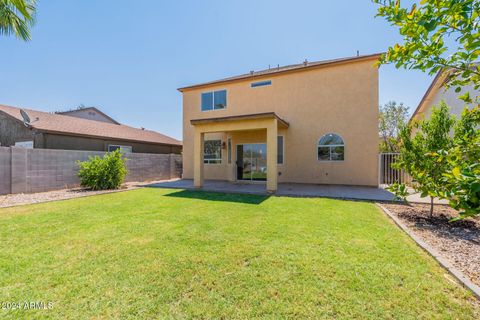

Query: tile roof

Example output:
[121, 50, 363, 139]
[56, 106, 120, 125]
[0, 104, 182, 146]
[178, 53, 382, 91]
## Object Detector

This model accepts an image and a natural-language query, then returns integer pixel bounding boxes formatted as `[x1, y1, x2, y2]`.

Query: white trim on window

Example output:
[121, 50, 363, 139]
[108, 144, 132, 153]
[317, 133, 345, 162]
[227, 138, 232, 164]
[14, 140, 33, 148]
[201, 89, 227, 112]
[204, 139, 222, 164]
[277, 135, 285, 165]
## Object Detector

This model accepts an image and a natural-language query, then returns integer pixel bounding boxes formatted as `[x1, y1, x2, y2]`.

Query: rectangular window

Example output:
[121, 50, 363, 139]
[330, 146, 345, 161]
[277, 136, 284, 164]
[251, 80, 272, 88]
[318, 147, 330, 161]
[204, 140, 222, 164]
[201, 92, 213, 111]
[213, 90, 226, 109]
[318, 146, 344, 161]
[227, 138, 232, 164]
[201, 90, 227, 111]
[14, 140, 33, 148]
[108, 145, 132, 153]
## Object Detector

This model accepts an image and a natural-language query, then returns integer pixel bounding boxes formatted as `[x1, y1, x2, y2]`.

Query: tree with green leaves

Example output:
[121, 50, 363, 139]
[373, 0, 480, 93]
[379, 101, 410, 152]
[0, 0, 36, 41]
[390, 102, 456, 216]
[374, 0, 480, 219]
[436, 107, 480, 219]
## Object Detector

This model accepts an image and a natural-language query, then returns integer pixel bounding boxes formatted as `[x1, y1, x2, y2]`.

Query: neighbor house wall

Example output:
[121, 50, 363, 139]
[0, 113, 35, 147]
[415, 83, 478, 121]
[0, 146, 182, 195]
[30, 133, 181, 154]
[182, 58, 379, 186]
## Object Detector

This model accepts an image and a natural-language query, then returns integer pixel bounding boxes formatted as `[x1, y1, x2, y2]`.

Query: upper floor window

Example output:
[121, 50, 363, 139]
[318, 133, 344, 161]
[201, 90, 227, 111]
[251, 80, 272, 88]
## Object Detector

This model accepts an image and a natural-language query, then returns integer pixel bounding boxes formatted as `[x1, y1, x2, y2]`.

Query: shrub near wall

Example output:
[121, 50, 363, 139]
[77, 150, 127, 190]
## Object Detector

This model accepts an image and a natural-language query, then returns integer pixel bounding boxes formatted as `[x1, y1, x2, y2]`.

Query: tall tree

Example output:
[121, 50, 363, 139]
[0, 0, 36, 41]
[379, 101, 409, 152]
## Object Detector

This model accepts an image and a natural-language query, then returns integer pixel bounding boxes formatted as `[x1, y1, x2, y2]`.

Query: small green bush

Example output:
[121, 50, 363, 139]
[77, 150, 128, 190]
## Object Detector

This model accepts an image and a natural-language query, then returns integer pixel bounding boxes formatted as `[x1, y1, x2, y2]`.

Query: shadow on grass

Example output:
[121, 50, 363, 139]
[164, 189, 270, 205]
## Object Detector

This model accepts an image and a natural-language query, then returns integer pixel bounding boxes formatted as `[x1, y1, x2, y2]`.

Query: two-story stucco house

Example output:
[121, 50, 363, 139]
[179, 54, 380, 192]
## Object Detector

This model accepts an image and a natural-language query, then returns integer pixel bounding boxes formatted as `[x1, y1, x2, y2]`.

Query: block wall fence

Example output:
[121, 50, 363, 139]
[0, 147, 182, 195]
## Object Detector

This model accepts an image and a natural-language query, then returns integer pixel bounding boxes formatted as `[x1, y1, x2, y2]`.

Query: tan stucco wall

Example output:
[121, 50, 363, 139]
[182, 58, 379, 186]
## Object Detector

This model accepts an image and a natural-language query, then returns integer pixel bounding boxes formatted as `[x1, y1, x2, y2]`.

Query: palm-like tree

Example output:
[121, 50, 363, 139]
[0, 0, 36, 41]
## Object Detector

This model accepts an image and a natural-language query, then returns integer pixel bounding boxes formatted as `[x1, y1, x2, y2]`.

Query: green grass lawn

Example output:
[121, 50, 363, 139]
[0, 188, 478, 319]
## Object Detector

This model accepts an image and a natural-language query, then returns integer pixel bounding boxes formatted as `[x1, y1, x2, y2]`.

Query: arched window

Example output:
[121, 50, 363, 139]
[318, 133, 344, 161]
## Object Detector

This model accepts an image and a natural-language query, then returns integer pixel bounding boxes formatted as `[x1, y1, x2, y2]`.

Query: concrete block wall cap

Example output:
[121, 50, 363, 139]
[376, 203, 480, 300]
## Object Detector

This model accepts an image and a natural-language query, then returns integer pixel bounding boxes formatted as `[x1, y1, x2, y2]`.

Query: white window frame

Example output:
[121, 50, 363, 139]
[317, 133, 345, 162]
[227, 138, 232, 164]
[201, 90, 227, 112]
[204, 139, 222, 164]
[14, 140, 33, 148]
[108, 144, 132, 153]
[277, 135, 285, 165]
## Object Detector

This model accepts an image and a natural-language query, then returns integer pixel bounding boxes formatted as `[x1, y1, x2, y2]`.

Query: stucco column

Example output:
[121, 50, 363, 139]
[193, 129, 204, 188]
[266, 119, 278, 193]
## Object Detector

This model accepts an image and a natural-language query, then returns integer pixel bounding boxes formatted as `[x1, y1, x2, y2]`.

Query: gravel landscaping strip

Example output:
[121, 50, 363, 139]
[380, 202, 480, 291]
[0, 180, 175, 208]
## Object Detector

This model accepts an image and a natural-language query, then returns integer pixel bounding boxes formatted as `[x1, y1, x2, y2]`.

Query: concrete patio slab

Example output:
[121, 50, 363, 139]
[147, 179, 397, 202]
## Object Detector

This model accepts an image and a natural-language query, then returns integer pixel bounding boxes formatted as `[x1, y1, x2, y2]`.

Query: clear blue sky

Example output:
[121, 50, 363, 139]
[0, 0, 431, 140]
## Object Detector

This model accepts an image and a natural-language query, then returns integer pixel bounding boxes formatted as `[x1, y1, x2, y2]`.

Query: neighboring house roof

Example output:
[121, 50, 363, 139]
[56, 106, 120, 125]
[0, 104, 182, 146]
[178, 53, 382, 92]
[411, 70, 448, 121]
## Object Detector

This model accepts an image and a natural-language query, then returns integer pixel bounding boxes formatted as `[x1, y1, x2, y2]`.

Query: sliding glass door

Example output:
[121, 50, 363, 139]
[236, 144, 267, 181]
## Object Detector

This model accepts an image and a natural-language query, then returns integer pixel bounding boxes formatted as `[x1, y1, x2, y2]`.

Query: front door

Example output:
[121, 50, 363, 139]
[236, 144, 267, 181]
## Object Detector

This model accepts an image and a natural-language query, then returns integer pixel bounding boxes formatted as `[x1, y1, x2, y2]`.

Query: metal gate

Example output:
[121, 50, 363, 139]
[379, 153, 412, 185]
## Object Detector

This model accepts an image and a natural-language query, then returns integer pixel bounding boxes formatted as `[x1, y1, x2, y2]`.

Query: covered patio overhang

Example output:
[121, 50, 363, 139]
[190, 112, 289, 193]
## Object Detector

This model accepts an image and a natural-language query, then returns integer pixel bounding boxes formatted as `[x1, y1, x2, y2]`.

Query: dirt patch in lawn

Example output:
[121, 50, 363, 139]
[382, 202, 480, 288]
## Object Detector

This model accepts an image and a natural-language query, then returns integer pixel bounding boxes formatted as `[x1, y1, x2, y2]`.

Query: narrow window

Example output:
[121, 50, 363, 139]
[227, 138, 232, 164]
[213, 90, 227, 109]
[201, 92, 213, 111]
[204, 140, 222, 164]
[318, 133, 344, 161]
[277, 136, 284, 164]
[251, 80, 272, 88]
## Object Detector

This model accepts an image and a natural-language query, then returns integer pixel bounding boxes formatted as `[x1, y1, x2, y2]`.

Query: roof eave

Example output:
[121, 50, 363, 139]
[410, 70, 447, 121]
[31, 128, 182, 147]
[177, 53, 382, 92]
